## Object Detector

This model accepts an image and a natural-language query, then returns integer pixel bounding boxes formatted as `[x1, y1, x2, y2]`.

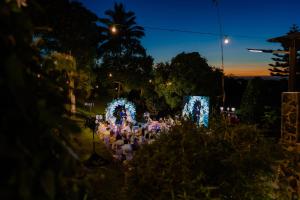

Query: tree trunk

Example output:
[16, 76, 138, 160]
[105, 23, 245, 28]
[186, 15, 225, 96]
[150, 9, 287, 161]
[69, 78, 76, 114]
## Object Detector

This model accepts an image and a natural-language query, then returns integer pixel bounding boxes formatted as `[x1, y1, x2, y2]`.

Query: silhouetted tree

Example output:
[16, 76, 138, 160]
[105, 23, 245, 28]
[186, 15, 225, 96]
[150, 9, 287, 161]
[97, 3, 153, 101]
[239, 78, 265, 123]
[30, 0, 102, 70]
[29, 0, 101, 102]
[269, 24, 300, 77]
[154, 52, 222, 110]
[98, 2, 145, 58]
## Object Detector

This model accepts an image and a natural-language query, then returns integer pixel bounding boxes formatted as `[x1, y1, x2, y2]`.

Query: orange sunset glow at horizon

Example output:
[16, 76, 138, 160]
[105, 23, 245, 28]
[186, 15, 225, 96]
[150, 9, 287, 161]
[223, 63, 271, 77]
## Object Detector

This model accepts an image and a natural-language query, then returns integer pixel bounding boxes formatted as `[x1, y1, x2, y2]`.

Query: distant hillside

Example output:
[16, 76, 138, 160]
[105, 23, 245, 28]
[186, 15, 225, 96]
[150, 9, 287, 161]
[229, 76, 287, 80]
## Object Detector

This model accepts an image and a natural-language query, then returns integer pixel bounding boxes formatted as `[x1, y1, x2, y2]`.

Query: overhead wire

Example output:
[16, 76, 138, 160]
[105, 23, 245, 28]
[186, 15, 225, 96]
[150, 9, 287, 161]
[143, 25, 269, 40]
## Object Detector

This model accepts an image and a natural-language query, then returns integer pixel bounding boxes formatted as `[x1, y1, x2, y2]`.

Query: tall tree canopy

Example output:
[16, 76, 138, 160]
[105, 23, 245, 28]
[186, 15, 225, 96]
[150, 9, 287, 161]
[29, 0, 101, 102]
[269, 24, 300, 77]
[97, 3, 153, 100]
[154, 52, 222, 109]
[98, 2, 146, 58]
[30, 0, 102, 69]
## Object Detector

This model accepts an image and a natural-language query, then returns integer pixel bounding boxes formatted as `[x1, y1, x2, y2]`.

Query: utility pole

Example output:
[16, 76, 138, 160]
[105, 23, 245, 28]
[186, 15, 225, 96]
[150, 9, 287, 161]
[213, 0, 226, 106]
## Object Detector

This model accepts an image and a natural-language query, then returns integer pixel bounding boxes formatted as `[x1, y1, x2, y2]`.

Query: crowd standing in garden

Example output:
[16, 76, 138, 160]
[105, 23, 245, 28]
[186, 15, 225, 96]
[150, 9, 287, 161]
[95, 113, 180, 163]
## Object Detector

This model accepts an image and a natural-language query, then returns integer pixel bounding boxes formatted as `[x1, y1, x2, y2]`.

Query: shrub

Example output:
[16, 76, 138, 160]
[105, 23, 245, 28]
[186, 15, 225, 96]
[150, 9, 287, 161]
[126, 122, 283, 200]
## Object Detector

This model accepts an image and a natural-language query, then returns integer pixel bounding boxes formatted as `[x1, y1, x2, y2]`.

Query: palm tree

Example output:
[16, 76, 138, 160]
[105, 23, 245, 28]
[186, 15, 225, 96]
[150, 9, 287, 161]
[98, 3, 146, 58]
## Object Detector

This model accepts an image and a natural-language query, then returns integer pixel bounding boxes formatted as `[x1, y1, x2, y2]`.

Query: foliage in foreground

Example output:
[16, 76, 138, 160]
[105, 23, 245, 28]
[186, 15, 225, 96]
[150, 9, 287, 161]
[0, 1, 123, 200]
[126, 123, 283, 200]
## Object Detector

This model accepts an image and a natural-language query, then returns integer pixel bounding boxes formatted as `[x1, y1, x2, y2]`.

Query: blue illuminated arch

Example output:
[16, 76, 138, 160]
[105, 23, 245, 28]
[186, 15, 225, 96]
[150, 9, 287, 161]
[182, 96, 209, 127]
[105, 98, 136, 124]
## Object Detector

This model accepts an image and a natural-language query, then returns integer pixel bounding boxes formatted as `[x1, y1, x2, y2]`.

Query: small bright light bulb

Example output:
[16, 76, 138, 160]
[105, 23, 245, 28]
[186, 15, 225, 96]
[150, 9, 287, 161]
[111, 26, 117, 34]
[224, 37, 229, 44]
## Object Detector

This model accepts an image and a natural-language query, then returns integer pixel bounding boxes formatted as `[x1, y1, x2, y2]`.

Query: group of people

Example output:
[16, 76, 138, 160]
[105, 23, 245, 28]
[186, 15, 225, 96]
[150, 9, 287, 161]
[95, 114, 179, 163]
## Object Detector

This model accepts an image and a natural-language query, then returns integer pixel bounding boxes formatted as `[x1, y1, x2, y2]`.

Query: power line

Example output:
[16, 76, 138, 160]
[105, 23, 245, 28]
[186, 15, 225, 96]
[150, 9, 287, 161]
[144, 26, 219, 36]
[144, 25, 268, 40]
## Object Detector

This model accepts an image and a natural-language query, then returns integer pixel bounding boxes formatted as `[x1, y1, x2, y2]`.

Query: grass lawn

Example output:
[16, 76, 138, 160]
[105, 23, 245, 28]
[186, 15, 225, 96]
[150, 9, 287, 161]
[67, 110, 125, 199]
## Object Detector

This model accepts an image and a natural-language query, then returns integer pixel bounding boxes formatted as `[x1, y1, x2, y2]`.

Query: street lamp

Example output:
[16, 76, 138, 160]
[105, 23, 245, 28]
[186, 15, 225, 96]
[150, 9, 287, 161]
[247, 47, 295, 91]
[213, 0, 229, 106]
[108, 73, 121, 98]
[111, 25, 117, 34]
[220, 35, 230, 107]
[248, 32, 300, 92]
[224, 36, 230, 44]
[247, 48, 289, 54]
[114, 81, 121, 98]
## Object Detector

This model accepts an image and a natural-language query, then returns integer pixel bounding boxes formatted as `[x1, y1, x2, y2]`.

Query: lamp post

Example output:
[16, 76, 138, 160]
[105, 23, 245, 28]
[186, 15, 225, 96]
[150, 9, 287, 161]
[213, 0, 229, 106]
[114, 81, 121, 98]
[220, 36, 230, 106]
[108, 72, 121, 98]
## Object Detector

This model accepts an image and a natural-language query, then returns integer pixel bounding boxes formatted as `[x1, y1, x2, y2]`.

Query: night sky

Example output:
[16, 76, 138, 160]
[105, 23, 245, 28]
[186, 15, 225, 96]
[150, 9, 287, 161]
[80, 0, 300, 76]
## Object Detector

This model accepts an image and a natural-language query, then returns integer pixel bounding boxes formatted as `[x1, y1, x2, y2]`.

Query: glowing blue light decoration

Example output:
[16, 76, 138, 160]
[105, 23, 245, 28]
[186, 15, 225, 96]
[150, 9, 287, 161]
[105, 98, 136, 124]
[182, 96, 210, 127]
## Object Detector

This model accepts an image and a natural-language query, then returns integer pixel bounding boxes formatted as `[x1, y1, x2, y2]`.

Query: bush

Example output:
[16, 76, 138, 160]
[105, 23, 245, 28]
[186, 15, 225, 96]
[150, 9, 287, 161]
[126, 122, 283, 200]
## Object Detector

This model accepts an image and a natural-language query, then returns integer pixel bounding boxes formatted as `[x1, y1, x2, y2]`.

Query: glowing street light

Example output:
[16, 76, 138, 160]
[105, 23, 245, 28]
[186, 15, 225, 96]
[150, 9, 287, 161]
[111, 25, 117, 34]
[224, 36, 230, 44]
[247, 48, 289, 54]
[247, 47, 295, 91]
[108, 73, 113, 78]
[248, 32, 300, 92]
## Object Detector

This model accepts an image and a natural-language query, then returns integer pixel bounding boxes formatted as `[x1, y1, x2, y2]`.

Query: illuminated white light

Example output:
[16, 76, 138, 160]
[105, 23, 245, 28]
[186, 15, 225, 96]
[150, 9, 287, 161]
[224, 38, 230, 44]
[248, 49, 263, 53]
[182, 96, 210, 127]
[220, 106, 224, 111]
[105, 98, 136, 124]
[231, 107, 236, 112]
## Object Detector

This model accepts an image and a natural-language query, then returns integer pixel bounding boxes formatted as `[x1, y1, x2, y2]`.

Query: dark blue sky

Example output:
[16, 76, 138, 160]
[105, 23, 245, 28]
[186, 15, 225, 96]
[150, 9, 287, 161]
[80, 0, 300, 76]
